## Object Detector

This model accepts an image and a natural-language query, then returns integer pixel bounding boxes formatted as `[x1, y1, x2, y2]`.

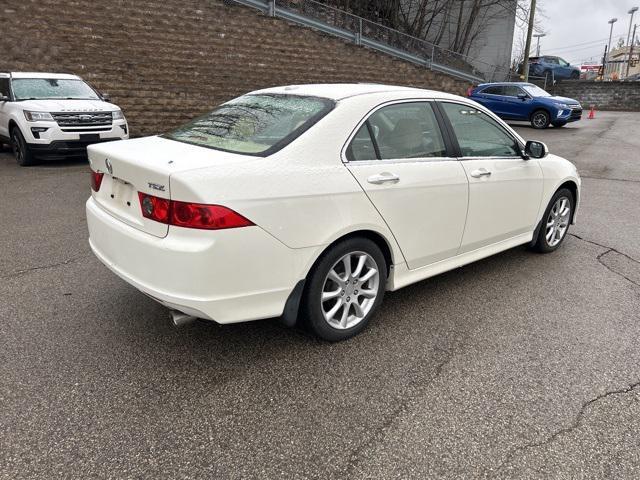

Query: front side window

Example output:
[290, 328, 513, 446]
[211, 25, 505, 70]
[11, 78, 100, 100]
[347, 102, 446, 161]
[165, 94, 334, 156]
[503, 85, 524, 97]
[440, 103, 520, 157]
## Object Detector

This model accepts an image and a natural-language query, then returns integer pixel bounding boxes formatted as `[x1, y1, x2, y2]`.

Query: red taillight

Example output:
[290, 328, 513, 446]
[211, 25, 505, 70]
[91, 171, 104, 192]
[138, 192, 253, 230]
[138, 192, 171, 224]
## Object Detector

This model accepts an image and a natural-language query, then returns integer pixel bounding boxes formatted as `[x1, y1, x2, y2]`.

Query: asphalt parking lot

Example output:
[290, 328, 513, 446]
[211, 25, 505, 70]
[1, 112, 639, 479]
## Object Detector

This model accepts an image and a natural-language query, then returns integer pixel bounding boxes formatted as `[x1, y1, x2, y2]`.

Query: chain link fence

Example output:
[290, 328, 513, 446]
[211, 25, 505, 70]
[232, 0, 516, 83]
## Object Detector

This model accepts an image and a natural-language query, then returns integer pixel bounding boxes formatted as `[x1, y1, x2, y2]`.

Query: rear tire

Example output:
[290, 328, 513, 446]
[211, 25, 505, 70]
[302, 237, 387, 342]
[531, 109, 551, 129]
[11, 127, 36, 166]
[531, 188, 574, 253]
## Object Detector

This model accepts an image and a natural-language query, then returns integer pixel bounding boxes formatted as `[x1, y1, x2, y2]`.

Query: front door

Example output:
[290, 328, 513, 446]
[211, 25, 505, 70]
[345, 101, 469, 270]
[500, 85, 531, 120]
[438, 101, 543, 253]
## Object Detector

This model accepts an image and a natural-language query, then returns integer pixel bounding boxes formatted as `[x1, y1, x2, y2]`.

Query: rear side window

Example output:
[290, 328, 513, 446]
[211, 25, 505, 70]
[346, 123, 377, 161]
[347, 102, 446, 161]
[481, 86, 504, 95]
[440, 102, 520, 157]
[165, 94, 335, 156]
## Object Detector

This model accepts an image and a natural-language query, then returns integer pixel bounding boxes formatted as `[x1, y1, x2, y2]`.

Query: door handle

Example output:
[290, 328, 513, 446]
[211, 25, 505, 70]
[367, 172, 400, 185]
[470, 168, 492, 178]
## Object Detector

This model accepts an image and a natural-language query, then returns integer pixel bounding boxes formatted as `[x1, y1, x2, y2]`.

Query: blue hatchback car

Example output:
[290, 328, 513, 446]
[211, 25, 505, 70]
[468, 82, 582, 129]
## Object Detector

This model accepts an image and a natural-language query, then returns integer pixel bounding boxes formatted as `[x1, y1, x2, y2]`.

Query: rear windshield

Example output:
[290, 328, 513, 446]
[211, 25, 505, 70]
[12, 78, 100, 100]
[164, 94, 335, 156]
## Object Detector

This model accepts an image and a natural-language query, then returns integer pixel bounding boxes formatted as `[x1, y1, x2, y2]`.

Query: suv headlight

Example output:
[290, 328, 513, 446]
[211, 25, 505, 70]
[556, 103, 569, 109]
[112, 110, 125, 121]
[24, 111, 54, 122]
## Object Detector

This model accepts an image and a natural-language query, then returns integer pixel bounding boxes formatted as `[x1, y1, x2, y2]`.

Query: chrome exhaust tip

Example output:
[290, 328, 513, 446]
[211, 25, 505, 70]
[169, 310, 197, 327]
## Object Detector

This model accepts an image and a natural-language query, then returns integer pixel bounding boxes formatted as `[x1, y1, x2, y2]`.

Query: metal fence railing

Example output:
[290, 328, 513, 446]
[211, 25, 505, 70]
[228, 0, 494, 84]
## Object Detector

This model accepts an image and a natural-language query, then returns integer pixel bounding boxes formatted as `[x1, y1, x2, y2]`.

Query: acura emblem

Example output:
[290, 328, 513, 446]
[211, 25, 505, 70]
[105, 158, 113, 174]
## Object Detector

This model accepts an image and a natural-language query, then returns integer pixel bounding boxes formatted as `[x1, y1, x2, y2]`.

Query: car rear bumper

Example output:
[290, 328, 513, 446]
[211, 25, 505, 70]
[86, 197, 315, 324]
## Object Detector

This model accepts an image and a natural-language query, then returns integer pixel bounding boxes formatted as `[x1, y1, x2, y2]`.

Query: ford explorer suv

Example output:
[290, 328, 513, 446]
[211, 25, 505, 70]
[468, 82, 582, 129]
[0, 72, 129, 166]
[518, 56, 581, 81]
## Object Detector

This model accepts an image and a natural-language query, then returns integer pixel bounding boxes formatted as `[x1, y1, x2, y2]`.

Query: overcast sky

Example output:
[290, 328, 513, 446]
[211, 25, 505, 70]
[516, 0, 640, 65]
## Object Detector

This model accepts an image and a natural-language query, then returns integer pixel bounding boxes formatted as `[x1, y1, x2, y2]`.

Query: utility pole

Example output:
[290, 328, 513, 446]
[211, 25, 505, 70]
[606, 17, 618, 70]
[522, 0, 537, 82]
[534, 33, 546, 56]
[627, 7, 638, 46]
[627, 24, 637, 79]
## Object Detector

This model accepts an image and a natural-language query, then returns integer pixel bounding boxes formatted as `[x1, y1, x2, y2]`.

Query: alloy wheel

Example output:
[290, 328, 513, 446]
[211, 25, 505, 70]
[533, 112, 548, 128]
[545, 196, 571, 247]
[320, 251, 380, 330]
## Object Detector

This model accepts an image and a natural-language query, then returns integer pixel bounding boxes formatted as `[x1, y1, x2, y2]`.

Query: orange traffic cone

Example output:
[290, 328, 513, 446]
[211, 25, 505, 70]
[588, 105, 595, 119]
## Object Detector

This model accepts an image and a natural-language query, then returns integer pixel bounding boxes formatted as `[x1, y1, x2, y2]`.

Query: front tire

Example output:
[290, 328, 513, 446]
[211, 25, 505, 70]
[531, 188, 574, 253]
[303, 237, 387, 341]
[531, 109, 551, 129]
[11, 127, 36, 166]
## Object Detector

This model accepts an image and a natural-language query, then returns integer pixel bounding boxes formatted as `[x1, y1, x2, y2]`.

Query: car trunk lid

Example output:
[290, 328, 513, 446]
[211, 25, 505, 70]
[88, 136, 255, 238]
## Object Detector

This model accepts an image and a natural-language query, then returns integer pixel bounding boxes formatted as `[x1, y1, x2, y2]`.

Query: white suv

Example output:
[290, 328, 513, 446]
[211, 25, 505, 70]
[0, 72, 129, 166]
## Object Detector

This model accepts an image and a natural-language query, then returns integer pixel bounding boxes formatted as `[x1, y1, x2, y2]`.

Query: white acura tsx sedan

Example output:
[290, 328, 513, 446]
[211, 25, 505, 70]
[86, 84, 580, 341]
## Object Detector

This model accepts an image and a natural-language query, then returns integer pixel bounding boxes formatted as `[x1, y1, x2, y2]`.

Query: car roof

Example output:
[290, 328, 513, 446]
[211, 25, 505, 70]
[477, 82, 535, 87]
[251, 83, 464, 101]
[0, 72, 81, 80]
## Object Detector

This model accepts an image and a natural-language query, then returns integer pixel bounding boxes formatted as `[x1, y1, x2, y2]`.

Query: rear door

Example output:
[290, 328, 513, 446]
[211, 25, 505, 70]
[345, 100, 468, 269]
[473, 85, 506, 116]
[437, 101, 543, 253]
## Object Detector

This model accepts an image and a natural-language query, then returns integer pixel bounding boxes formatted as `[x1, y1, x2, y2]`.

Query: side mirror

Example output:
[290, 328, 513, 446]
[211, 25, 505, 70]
[524, 140, 548, 159]
[0, 95, 9, 102]
[101, 93, 111, 102]
[517, 93, 528, 100]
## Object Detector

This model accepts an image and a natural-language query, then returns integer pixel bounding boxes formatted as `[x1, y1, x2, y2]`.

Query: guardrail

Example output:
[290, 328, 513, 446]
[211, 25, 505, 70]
[227, 0, 488, 84]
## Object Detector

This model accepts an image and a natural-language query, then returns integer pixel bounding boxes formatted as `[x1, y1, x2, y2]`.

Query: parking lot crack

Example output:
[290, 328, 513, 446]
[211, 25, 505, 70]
[1, 254, 90, 279]
[341, 348, 458, 479]
[570, 234, 640, 287]
[488, 380, 640, 477]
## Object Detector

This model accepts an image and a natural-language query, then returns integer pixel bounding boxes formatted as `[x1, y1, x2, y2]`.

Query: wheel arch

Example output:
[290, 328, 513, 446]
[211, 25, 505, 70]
[280, 229, 395, 327]
[557, 180, 579, 224]
[8, 119, 19, 135]
[530, 106, 551, 121]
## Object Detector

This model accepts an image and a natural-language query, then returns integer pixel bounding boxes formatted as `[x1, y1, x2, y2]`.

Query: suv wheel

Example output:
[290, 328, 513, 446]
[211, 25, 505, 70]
[531, 110, 550, 129]
[303, 237, 387, 342]
[11, 127, 36, 166]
